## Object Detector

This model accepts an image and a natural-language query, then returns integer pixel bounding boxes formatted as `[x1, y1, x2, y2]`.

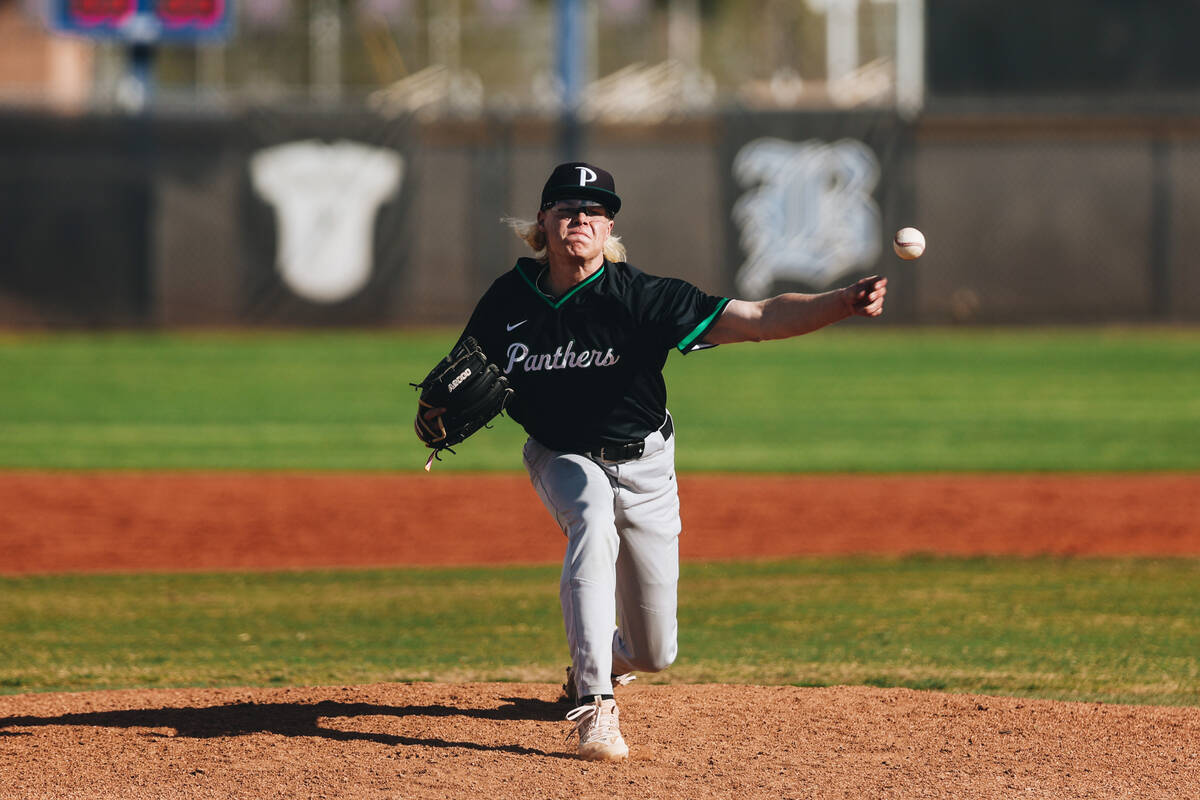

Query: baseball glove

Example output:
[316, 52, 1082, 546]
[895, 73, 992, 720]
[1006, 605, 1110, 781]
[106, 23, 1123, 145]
[412, 336, 513, 468]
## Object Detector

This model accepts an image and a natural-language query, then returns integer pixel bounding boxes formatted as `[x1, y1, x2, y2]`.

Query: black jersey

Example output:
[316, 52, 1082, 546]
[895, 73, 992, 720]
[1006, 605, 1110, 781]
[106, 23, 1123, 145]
[460, 257, 730, 452]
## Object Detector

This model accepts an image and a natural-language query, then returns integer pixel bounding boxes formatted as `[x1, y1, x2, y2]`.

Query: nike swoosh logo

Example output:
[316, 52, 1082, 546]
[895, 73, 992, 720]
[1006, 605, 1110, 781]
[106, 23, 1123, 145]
[506, 320, 527, 331]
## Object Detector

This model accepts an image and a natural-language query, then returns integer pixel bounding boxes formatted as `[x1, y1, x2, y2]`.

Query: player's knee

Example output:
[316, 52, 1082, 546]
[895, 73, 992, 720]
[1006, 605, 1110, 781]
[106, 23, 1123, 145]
[643, 653, 676, 673]
[631, 641, 677, 673]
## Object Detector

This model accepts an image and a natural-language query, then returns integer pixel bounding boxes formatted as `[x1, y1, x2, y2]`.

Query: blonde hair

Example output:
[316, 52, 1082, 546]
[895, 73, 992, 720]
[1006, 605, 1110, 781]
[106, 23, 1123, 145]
[503, 216, 627, 264]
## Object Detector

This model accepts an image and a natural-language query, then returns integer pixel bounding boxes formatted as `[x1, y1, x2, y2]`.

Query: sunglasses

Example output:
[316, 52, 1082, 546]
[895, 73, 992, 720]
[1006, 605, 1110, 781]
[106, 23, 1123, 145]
[542, 200, 613, 219]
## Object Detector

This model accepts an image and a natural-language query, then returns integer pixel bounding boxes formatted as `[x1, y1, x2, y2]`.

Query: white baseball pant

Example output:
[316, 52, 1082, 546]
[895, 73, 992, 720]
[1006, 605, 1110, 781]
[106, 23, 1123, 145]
[522, 424, 680, 700]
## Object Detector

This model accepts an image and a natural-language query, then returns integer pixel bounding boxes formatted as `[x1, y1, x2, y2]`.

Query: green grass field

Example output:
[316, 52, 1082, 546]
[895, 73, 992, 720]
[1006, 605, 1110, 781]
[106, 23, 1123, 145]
[1, 559, 1196, 705]
[1, 327, 1197, 706]
[0, 327, 1197, 471]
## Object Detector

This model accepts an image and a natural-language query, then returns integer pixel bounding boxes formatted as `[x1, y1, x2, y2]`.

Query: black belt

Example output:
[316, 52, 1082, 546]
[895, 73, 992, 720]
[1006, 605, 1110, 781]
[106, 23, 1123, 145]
[585, 415, 673, 463]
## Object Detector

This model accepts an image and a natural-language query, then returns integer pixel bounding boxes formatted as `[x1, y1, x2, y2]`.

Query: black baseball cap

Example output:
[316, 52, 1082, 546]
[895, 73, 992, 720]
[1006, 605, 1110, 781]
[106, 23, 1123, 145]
[540, 162, 622, 215]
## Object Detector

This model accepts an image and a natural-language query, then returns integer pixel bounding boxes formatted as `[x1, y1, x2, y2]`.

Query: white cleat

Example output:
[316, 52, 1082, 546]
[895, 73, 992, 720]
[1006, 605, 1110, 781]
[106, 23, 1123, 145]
[565, 697, 629, 762]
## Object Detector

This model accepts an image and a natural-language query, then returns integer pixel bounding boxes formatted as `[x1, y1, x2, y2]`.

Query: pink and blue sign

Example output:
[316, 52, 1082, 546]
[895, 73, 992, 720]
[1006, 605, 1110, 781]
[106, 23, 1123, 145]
[54, 0, 233, 42]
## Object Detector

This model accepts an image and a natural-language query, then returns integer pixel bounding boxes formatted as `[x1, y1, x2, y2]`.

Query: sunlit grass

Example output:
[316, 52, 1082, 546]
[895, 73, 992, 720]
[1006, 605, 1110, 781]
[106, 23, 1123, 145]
[2, 557, 1196, 706]
[1, 327, 1198, 472]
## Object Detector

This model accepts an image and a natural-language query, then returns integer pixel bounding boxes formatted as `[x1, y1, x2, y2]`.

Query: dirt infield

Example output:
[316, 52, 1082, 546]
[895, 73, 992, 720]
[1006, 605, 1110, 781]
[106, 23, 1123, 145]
[2, 471, 1198, 798]
[2, 472, 1199, 575]
[2, 682, 1198, 799]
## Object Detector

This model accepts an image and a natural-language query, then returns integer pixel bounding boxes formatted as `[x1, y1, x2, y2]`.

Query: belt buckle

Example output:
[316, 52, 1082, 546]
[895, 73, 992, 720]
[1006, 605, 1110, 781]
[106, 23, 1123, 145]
[598, 440, 644, 462]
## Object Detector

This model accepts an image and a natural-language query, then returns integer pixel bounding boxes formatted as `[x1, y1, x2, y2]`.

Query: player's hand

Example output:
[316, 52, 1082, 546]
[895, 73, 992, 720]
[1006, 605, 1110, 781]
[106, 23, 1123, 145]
[413, 405, 447, 447]
[845, 275, 887, 317]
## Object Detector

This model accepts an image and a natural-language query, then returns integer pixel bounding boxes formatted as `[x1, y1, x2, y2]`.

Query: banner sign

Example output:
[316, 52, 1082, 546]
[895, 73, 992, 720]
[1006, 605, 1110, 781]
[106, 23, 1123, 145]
[239, 110, 415, 326]
[53, 0, 233, 43]
[719, 112, 914, 306]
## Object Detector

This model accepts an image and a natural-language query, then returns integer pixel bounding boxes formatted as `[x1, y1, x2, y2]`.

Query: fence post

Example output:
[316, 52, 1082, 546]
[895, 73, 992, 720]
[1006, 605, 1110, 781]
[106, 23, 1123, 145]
[1149, 134, 1172, 319]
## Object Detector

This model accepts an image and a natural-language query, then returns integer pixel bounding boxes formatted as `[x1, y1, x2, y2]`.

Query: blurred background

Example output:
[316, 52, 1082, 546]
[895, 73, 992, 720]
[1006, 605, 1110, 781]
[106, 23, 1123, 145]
[1, 0, 1198, 328]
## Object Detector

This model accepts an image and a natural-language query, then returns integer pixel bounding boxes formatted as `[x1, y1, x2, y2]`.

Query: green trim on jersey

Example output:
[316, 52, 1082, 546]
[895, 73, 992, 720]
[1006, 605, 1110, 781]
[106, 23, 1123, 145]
[517, 261, 608, 309]
[676, 296, 731, 353]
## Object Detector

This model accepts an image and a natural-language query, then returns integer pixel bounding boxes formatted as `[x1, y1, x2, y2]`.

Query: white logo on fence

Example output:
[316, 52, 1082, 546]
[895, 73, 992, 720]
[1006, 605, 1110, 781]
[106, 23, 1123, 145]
[732, 137, 881, 298]
[250, 140, 403, 304]
[576, 166, 597, 185]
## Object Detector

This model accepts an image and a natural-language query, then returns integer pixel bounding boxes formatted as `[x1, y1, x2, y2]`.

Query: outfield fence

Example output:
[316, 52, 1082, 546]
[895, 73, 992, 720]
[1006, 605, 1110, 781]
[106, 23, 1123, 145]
[1, 110, 1198, 327]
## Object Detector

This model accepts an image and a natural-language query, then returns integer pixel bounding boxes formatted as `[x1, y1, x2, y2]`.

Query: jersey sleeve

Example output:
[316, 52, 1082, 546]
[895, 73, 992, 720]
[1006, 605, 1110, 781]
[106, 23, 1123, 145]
[640, 276, 731, 354]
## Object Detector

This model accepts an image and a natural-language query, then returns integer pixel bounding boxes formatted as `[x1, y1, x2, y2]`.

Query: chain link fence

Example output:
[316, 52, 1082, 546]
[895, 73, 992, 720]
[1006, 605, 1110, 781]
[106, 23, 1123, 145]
[7, 0, 916, 116]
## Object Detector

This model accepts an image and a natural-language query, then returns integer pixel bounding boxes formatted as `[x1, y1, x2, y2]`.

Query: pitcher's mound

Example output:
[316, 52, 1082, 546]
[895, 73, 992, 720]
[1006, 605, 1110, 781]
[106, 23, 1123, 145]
[2, 682, 1197, 799]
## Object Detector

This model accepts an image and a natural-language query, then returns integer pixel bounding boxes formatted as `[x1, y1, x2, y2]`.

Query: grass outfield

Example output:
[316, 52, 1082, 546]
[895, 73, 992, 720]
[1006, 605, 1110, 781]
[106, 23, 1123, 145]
[2, 558, 1197, 706]
[3, 329, 1197, 708]
[0, 327, 1197, 472]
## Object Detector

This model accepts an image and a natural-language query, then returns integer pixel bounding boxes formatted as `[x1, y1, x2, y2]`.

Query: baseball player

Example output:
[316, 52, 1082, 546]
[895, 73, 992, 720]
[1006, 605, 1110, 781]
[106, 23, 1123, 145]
[422, 161, 886, 761]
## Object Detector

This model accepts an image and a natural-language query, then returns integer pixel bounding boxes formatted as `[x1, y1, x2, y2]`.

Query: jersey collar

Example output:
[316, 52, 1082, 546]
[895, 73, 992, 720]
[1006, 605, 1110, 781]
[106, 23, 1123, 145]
[516, 258, 607, 309]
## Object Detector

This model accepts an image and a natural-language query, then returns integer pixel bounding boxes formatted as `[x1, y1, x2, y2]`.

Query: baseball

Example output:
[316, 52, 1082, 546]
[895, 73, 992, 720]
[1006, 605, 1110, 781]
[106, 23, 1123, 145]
[893, 227, 926, 260]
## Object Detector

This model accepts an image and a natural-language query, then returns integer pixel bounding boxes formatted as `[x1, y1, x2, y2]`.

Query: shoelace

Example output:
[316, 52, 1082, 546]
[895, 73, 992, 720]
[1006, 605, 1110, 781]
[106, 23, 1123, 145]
[565, 698, 622, 744]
